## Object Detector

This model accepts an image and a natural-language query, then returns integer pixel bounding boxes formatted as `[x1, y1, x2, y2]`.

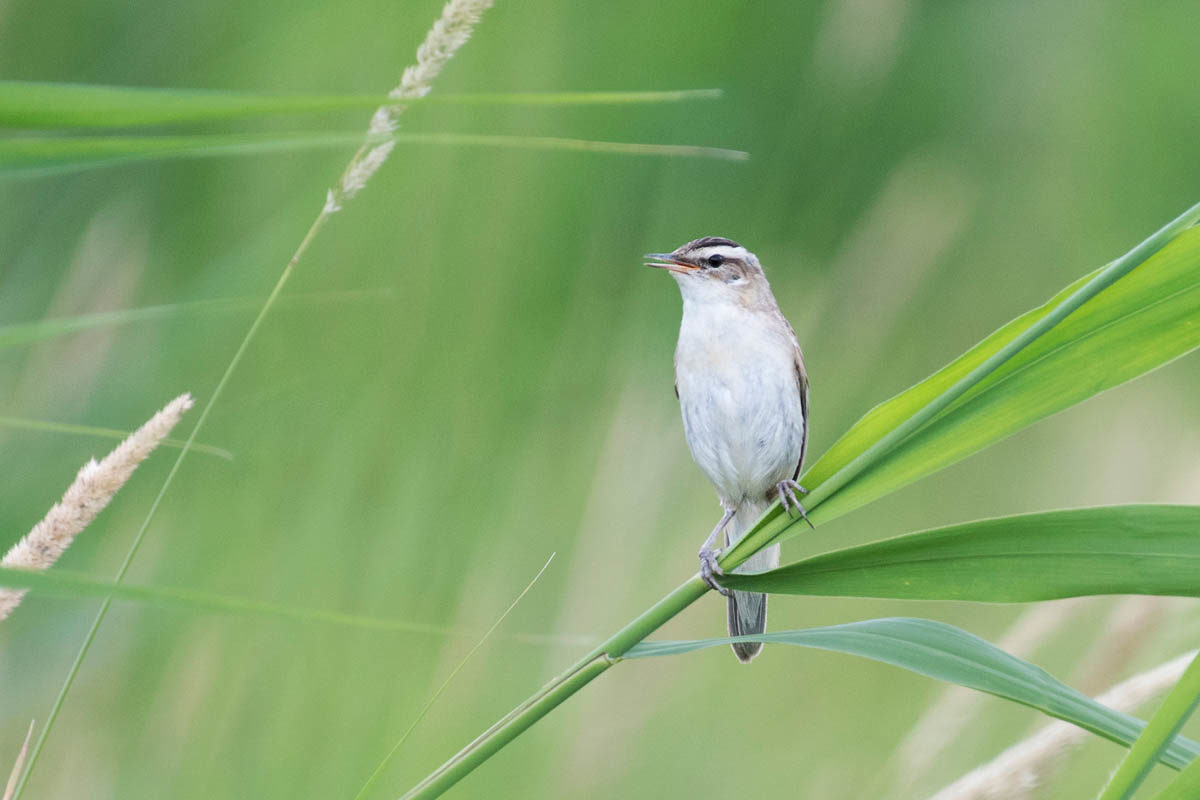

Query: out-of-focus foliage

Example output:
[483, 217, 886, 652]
[1, 1, 1199, 798]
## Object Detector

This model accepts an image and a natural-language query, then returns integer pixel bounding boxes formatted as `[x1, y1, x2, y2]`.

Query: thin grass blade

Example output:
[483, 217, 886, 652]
[0, 288, 391, 350]
[391, 132, 746, 160]
[0, 416, 231, 460]
[626, 618, 1200, 770]
[0, 131, 745, 178]
[0, 131, 377, 177]
[352, 554, 555, 800]
[0, 565, 472, 637]
[0, 81, 721, 128]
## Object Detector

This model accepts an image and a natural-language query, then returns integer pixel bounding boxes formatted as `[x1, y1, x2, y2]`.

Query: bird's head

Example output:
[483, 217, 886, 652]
[645, 237, 770, 307]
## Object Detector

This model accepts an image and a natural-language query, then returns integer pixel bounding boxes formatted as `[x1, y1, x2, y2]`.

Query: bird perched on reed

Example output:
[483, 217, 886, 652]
[647, 237, 810, 662]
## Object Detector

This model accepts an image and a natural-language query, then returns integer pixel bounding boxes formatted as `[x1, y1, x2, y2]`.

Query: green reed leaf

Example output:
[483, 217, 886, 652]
[804, 224, 1200, 526]
[627, 618, 1200, 771]
[723, 505, 1200, 601]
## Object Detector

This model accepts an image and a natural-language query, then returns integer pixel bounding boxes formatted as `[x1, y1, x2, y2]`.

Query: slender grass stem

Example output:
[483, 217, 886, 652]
[399, 200, 1200, 799]
[10, 212, 330, 800]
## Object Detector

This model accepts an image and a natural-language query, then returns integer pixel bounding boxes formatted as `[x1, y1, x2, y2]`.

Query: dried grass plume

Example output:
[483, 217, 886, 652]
[2, 720, 34, 800]
[0, 394, 194, 621]
[325, 0, 495, 212]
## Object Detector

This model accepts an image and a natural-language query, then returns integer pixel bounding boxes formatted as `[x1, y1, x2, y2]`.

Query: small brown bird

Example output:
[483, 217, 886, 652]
[647, 237, 810, 663]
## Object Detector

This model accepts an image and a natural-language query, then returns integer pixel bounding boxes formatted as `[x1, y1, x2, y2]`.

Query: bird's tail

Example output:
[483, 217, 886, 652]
[725, 499, 779, 663]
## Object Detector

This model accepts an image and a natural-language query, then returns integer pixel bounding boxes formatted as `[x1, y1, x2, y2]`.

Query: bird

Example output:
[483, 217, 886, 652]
[646, 236, 810, 663]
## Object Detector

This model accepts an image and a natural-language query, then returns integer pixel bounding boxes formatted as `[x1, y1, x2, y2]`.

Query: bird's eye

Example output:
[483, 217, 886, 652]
[706, 254, 724, 268]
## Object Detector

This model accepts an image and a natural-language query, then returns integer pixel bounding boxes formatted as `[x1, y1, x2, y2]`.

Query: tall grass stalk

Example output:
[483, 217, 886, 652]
[400, 201, 1200, 799]
[9, 1, 494, 796]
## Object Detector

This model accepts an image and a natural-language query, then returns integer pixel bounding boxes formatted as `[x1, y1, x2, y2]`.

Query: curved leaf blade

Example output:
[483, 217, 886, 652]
[626, 617, 1200, 770]
[0, 81, 722, 128]
[723, 505, 1200, 602]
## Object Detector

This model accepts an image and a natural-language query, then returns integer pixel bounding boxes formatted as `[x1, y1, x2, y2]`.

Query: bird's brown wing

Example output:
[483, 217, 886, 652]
[788, 324, 810, 482]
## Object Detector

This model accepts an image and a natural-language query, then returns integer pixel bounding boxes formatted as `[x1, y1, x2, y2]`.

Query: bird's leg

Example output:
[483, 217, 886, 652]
[777, 479, 814, 529]
[698, 501, 737, 596]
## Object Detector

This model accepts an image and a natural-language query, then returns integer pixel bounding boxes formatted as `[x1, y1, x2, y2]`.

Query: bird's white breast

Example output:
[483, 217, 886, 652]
[674, 300, 805, 504]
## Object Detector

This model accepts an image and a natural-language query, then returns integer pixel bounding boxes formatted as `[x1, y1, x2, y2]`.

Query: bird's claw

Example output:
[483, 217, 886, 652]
[777, 479, 814, 529]
[699, 547, 732, 596]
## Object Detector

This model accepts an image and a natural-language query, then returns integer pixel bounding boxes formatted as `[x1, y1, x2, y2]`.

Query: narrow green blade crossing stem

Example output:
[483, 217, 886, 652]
[1099, 651, 1200, 800]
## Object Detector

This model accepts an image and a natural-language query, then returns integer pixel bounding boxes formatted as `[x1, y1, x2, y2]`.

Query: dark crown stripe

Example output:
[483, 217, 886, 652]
[686, 236, 741, 251]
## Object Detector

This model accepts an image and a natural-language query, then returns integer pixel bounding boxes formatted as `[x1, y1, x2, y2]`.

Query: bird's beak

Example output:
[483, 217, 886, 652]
[644, 253, 699, 274]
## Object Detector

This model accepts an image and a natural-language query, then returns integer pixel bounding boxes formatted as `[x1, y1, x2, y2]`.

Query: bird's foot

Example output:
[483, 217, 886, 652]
[777, 479, 814, 529]
[698, 547, 732, 596]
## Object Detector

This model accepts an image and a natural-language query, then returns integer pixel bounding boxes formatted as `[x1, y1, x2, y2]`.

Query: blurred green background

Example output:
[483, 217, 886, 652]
[2, 1, 1200, 797]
